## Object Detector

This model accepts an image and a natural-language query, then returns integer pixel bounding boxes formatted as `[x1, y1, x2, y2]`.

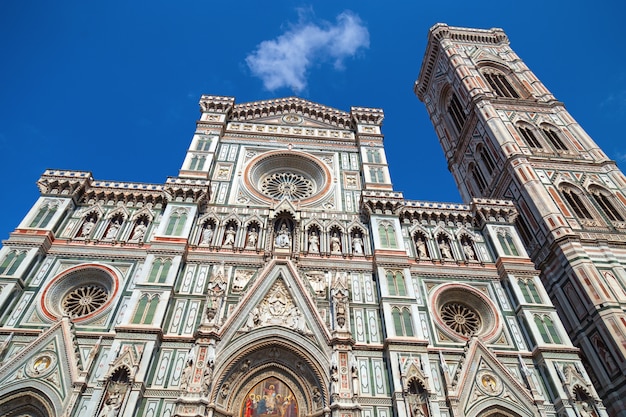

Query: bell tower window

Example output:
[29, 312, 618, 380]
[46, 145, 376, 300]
[561, 186, 593, 220]
[541, 126, 568, 151]
[518, 125, 543, 149]
[447, 93, 466, 133]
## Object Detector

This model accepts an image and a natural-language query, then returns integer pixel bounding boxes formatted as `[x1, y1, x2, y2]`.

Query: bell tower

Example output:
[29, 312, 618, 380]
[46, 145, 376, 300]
[415, 24, 626, 416]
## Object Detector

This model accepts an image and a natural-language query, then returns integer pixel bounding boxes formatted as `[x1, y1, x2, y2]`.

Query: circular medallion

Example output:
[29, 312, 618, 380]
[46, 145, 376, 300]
[476, 370, 503, 395]
[26, 353, 56, 377]
[282, 114, 303, 124]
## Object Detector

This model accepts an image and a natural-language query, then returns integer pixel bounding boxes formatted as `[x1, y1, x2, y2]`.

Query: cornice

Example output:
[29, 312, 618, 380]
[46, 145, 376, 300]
[415, 23, 508, 101]
[230, 96, 353, 129]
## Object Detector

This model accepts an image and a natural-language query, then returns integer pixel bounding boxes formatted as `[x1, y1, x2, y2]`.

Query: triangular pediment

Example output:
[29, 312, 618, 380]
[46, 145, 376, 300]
[229, 97, 353, 130]
[0, 318, 83, 415]
[453, 338, 538, 417]
[218, 260, 331, 348]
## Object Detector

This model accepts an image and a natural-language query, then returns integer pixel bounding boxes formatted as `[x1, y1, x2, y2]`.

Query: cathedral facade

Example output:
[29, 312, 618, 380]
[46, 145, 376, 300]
[0, 24, 618, 417]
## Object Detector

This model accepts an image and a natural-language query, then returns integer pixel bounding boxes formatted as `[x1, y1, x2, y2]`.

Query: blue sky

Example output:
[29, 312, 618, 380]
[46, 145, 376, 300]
[1, 1, 624, 239]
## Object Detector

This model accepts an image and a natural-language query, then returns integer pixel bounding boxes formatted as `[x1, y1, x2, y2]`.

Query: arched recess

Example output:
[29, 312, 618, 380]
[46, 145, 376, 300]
[211, 329, 330, 417]
[0, 387, 57, 417]
[466, 401, 530, 417]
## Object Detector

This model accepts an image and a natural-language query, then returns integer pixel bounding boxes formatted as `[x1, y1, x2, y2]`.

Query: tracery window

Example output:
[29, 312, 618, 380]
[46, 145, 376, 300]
[447, 93, 466, 133]
[392, 306, 414, 337]
[62, 284, 108, 318]
[366, 149, 382, 163]
[518, 278, 542, 303]
[470, 163, 487, 194]
[590, 188, 625, 222]
[165, 209, 188, 236]
[369, 167, 385, 183]
[496, 229, 519, 256]
[440, 301, 481, 336]
[189, 154, 206, 171]
[517, 125, 543, 149]
[541, 126, 568, 151]
[481, 69, 520, 98]
[260, 172, 314, 200]
[386, 270, 407, 296]
[534, 314, 562, 344]
[478, 144, 496, 175]
[196, 137, 211, 151]
[29, 201, 58, 228]
[560, 185, 593, 220]
[147, 258, 172, 283]
[132, 293, 160, 325]
[0, 250, 26, 275]
[378, 221, 397, 249]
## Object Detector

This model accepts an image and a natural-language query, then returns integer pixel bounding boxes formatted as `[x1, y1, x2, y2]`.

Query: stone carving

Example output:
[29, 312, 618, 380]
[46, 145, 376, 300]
[332, 291, 348, 329]
[330, 232, 342, 254]
[306, 271, 327, 296]
[275, 224, 291, 249]
[462, 240, 476, 260]
[200, 224, 214, 245]
[308, 230, 319, 253]
[243, 281, 309, 333]
[104, 220, 121, 240]
[416, 237, 429, 259]
[352, 234, 363, 254]
[246, 227, 258, 248]
[79, 216, 96, 237]
[223, 226, 236, 246]
[206, 264, 226, 324]
[232, 269, 254, 292]
[438, 238, 452, 259]
[130, 221, 147, 242]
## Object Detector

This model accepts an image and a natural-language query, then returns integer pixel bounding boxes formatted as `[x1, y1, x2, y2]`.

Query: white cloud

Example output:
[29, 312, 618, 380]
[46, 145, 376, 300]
[245, 11, 369, 93]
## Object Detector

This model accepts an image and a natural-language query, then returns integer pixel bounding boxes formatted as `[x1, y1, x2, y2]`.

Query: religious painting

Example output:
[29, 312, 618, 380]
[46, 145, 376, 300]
[241, 377, 298, 417]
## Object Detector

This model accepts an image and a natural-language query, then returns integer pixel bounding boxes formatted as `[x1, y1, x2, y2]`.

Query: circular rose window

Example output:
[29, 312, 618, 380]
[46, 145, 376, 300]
[431, 283, 500, 341]
[41, 264, 118, 322]
[244, 151, 331, 203]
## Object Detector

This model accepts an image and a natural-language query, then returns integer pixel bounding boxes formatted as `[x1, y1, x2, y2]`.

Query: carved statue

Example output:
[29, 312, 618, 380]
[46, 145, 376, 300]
[332, 291, 348, 329]
[246, 227, 258, 248]
[275, 224, 291, 248]
[79, 217, 96, 237]
[308, 230, 319, 253]
[98, 397, 121, 417]
[105, 220, 121, 240]
[462, 240, 476, 260]
[330, 232, 342, 254]
[223, 226, 236, 246]
[352, 234, 363, 254]
[201, 224, 214, 245]
[416, 237, 428, 258]
[130, 221, 147, 242]
[438, 239, 452, 259]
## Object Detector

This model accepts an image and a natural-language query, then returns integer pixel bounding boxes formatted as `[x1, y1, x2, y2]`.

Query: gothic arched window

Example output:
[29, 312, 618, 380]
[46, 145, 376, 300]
[518, 278, 542, 303]
[165, 209, 188, 236]
[0, 250, 26, 275]
[477, 144, 496, 175]
[447, 93, 466, 134]
[392, 306, 414, 337]
[541, 125, 568, 151]
[147, 258, 172, 283]
[132, 293, 160, 325]
[470, 163, 487, 194]
[496, 229, 519, 256]
[534, 314, 562, 344]
[517, 124, 543, 149]
[378, 221, 397, 249]
[29, 201, 58, 228]
[481, 68, 521, 98]
[366, 149, 382, 163]
[560, 185, 593, 220]
[589, 187, 625, 222]
[196, 137, 211, 151]
[386, 270, 407, 296]
[189, 154, 206, 171]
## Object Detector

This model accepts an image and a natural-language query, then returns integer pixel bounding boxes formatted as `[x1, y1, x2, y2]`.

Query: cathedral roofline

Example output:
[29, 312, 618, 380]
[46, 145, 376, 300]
[414, 23, 509, 100]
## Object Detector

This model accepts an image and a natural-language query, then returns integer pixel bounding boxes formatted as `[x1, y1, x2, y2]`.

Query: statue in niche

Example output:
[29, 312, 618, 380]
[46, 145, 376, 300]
[223, 226, 236, 246]
[202, 359, 214, 395]
[330, 358, 339, 396]
[462, 240, 476, 260]
[201, 224, 214, 245]
[352, 233, 363, 254]
[79, 216, 96, 237]
[130, 221, 147, 242]
[308, 230, 319, 253]
[104, 220, 122, 240]
[576, 402, 594, 417]
[98, 396, 121, 417]
[330, 232, 342, 254]
[246, 227, 258, 248]
[416, 237, 429, 258]
[438, 238, 452, 259]
[332, 290, 348, 329]
[275, 223, 291, 248]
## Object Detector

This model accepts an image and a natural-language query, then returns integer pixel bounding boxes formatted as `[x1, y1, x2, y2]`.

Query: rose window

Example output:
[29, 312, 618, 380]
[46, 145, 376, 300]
[440, 302, 481, 336]
[62, 284, 109, 318]
[260, 172, 314, 200]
